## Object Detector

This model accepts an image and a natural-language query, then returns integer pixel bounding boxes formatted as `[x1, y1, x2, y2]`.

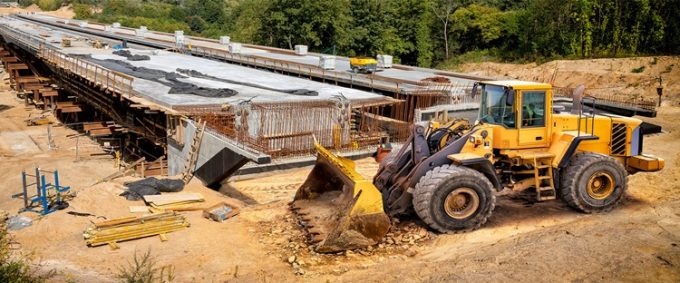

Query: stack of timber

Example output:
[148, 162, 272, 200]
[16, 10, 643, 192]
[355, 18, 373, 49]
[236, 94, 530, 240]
[83, 212, 189, 249]
[144, 193, 205, 212]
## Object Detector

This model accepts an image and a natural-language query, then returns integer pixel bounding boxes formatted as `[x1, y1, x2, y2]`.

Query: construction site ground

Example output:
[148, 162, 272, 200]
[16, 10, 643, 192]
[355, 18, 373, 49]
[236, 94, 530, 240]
[1, 43, 680, 282]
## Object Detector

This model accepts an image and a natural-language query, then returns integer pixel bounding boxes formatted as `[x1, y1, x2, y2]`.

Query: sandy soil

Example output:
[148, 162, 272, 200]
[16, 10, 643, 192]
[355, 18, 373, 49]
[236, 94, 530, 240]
[0, 54, 679, 282]
[0, 5, 74, 19]
[459, 56, 680, 105]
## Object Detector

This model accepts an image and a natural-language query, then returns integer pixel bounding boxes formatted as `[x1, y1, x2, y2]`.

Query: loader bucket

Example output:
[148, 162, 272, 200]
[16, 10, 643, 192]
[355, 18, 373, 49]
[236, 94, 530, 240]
[291, 143, 391, 253]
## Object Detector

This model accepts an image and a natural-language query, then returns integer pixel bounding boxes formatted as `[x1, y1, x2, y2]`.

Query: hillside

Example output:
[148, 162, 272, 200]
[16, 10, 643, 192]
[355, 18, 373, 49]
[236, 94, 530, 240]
[458, 56, 680, 106]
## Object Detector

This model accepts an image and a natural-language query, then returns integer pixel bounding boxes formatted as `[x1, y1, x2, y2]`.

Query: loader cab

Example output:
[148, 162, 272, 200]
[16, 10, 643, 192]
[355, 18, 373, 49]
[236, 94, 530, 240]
[475, 80, 553, 149]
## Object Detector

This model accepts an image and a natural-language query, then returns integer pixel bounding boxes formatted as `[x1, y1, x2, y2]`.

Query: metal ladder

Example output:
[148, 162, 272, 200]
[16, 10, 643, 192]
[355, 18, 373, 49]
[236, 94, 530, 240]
[182, 120, 206, 184]
[532, 156, 556, 201]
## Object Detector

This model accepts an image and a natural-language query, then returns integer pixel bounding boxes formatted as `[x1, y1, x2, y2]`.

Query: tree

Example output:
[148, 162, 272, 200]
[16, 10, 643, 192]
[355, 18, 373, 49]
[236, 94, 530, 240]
[431, 0, 466, 59]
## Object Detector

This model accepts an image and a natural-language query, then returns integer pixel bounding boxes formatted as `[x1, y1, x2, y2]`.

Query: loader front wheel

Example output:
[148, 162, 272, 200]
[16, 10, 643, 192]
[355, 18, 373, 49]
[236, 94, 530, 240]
[560, 152, 628, 213]
[413, 165, 496, 233]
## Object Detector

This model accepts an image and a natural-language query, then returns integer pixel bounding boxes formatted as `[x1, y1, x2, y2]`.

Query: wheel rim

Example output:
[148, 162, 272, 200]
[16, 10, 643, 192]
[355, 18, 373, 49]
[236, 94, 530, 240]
[444, 187, 480, 219]
[586, 171, 615, 200]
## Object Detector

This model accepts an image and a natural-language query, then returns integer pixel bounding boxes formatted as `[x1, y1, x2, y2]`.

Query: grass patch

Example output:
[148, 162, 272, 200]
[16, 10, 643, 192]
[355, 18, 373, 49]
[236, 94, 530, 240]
[631, 66, 646, 73]
[436, 50, 501, 71]
[662, 64, 674, 74]
[0, 225, 54, 283]
[117, 249, 175, 283]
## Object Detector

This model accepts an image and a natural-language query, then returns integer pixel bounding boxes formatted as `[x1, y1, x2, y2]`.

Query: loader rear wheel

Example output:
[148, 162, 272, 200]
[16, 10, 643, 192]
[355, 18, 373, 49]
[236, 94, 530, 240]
[413, 165, 495, 233]
[560, 152, 628, 213]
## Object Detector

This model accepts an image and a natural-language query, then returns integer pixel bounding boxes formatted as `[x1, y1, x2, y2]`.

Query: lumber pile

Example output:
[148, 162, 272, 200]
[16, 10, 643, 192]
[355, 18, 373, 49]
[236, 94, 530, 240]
[83, 212, 189, 249]
[144, 193, 205, 212]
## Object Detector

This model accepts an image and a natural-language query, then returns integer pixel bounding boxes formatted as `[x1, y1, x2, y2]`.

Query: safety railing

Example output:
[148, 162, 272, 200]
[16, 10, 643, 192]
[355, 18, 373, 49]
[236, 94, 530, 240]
[38, 45, 135, 98]
[0, 22, 44, 52]
[0, 17, 135, 99]
[175, 44, 418, 94]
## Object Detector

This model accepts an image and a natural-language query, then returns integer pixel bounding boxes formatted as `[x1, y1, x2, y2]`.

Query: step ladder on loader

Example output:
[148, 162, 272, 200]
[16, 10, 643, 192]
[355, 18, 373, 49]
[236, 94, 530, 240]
[531, 153, 556, 201]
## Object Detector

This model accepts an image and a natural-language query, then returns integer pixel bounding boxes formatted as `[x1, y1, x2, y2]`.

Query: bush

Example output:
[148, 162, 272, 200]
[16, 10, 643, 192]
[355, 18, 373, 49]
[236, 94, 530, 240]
[36, 0, 62, 11]
[0, 226, 54, 283]
[117, 250, 174, 283]
[73, 4, 93, 20]
[18, 0, 35, 8]
[631, 66, 646, 73]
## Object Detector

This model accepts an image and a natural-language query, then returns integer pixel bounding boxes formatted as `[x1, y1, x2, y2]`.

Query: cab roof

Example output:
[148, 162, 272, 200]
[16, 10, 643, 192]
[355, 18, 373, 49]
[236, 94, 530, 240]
[481, 80, 552, 90]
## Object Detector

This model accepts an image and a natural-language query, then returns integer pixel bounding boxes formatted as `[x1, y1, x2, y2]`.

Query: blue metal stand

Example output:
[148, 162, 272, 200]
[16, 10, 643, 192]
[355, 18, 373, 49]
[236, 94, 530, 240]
[19, 168, 71, 215]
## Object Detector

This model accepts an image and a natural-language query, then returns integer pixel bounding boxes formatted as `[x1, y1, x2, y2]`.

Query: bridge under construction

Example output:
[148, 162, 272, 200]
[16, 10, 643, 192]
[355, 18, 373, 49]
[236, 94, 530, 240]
[0, 12, 656, 187]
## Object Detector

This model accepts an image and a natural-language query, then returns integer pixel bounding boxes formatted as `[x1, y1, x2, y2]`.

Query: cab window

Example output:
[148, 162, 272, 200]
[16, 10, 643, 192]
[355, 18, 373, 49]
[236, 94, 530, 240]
[479, 85, 516, 128]
[522, 91, 546, 127]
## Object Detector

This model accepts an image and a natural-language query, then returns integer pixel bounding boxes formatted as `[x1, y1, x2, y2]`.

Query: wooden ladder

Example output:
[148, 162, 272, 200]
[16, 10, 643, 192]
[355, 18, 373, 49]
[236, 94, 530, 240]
[182, 120, 206, 184]
[532, 155, 556, 201]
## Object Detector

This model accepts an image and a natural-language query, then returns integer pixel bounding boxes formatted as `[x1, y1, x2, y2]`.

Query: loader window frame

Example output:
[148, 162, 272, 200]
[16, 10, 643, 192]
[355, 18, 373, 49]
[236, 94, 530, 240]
[479, 85, 516, 128]
[521, 91, 546, 128]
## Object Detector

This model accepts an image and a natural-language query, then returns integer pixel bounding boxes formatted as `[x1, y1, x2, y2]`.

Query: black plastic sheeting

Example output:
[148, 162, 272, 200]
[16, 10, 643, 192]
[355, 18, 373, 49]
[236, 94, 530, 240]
[165, 72, 238, 97]
[76, 55, 238, 98]
[176, 68, 319, 96]
[112, 49, 151, 61]
[120, 177, 185, 201]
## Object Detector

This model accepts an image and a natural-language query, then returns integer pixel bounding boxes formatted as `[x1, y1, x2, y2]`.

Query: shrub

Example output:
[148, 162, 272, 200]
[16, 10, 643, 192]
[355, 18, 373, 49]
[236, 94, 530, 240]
[117, 249, 175, 283]
[0, 226, 54, 282]
[631, 66, 646, 73]
[73, 4, 93, 20]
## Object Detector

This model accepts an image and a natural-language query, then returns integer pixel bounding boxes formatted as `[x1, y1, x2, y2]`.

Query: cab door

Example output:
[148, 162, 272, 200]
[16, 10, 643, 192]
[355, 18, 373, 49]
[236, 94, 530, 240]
[518, 90, 551, 147]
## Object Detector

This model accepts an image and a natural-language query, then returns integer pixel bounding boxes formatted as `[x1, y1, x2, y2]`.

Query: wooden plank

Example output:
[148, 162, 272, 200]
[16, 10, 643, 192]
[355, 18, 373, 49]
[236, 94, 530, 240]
[88, 128, 114, 136]
[55, 101, 77, 109]
[41, 91, 59, 97]
[129, 206, 150, 213]
[83, 122, 108, 131]
[61, 106, 83, 113]
[93, 157, 145, 185]
[22, 84, 47, 91]
[144, 193, 204, 206]
[1, 56, 19, 63]
[8, 63, 28, 70]
[15, 77, 40, 84]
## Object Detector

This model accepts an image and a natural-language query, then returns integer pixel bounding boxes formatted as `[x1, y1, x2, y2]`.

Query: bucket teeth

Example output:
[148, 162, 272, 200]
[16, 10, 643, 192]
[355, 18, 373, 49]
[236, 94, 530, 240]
[310, 235, 324, 244]
[307, 228, 323, 235]
[289, 143, 391, 252]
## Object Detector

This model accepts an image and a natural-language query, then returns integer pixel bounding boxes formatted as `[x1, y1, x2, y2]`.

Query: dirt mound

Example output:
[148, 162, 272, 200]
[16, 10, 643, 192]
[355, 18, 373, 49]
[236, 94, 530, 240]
[457, 56, 680, 106]
[49, 5, 75, 19]
[420, 76, 451, 83]
[25, 4, 42, 12]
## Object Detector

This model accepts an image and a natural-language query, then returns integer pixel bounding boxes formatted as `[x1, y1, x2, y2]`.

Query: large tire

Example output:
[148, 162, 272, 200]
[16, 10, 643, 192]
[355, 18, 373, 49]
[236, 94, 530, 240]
[559, 152, 628, 213]
[413, 165, 496, 233]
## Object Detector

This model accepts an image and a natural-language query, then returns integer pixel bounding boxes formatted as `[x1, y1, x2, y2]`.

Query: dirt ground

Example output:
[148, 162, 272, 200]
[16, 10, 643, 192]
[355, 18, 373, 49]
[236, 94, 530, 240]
[1, 51, 679, 282]
[0, 5, 75, 19]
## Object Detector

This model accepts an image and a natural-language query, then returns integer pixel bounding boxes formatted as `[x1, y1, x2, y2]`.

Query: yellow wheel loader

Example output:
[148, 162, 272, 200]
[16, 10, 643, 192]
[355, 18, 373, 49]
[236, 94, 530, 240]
[292, 80, 664, 252]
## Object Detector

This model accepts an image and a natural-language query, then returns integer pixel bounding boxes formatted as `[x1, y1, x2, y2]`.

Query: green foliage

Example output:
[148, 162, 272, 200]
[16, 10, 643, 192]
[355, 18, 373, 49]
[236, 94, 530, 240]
[18, 0, 34, 8]
[0, 226, 54, 283]
[74, 0, 680, 67]
[228, 0, 269, 42]
[116, 250, 174, 283]
[631, 66, 646, 73]
[37, 0, 62, 11]
[73, 3, 93, 20]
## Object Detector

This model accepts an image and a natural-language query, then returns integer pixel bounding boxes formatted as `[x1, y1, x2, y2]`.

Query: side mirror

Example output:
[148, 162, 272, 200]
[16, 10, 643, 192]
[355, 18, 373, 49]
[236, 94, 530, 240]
[471, 82, 479, 98]
[505, 89, 515, 106]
